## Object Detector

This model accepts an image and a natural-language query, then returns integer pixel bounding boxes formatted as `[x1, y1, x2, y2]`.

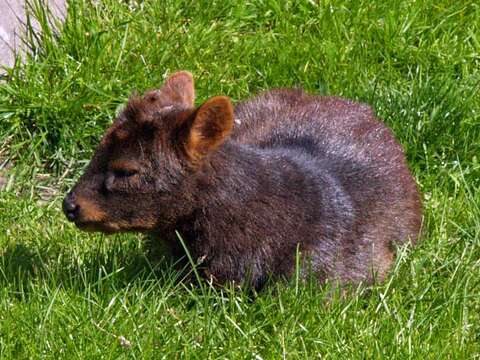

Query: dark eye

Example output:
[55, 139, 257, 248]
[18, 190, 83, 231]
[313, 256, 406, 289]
[113, 168, 138, 178]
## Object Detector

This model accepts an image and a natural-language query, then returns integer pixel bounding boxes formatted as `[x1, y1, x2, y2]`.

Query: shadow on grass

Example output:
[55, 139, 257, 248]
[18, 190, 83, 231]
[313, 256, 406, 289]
[0, 235, 189, 296]
[0, 238, 380, 301]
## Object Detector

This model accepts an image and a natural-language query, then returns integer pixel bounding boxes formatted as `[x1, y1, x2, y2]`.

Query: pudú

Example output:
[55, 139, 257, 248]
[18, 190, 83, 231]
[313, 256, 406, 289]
[63, 71, 422, 289]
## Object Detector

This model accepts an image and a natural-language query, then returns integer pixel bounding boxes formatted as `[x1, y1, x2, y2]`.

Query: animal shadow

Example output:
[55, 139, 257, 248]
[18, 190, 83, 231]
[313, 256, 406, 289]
[0, 236, 186, 296]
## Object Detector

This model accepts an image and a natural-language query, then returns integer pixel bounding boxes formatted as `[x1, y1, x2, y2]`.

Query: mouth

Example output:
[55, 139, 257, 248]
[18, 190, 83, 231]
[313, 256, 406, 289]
[74, 221, 120, 234]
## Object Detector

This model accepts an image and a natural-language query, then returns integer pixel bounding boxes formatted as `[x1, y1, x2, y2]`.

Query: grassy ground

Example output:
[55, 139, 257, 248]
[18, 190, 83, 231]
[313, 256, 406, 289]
[1, 0, 479, 358]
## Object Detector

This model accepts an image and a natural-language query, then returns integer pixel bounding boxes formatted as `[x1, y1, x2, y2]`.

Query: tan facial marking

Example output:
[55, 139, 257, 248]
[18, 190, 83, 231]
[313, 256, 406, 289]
[76, 197, 107, 223]
[109, 159, 140, 173]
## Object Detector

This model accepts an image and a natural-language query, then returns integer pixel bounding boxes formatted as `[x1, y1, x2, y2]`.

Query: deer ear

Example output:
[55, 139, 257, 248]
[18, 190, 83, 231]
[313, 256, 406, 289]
[156, 71, 195, 108]
[184, 96, 234, 162]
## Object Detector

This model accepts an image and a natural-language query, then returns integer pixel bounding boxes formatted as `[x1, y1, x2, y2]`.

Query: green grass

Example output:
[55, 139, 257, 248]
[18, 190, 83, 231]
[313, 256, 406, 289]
[1, 0, 479, 358]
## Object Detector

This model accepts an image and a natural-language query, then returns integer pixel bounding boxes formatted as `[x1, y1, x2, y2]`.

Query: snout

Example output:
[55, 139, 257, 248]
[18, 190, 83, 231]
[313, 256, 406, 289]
[63, 192, 80, 222]
[62, 191, 114, 232]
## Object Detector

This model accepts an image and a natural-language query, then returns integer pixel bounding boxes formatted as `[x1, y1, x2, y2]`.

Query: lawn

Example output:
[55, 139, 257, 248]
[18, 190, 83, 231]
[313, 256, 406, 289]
[0, 0, 479, 358]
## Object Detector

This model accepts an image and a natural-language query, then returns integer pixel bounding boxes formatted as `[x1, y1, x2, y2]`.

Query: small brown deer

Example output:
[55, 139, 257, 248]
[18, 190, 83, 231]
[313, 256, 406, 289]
[63, 71, 421, 289]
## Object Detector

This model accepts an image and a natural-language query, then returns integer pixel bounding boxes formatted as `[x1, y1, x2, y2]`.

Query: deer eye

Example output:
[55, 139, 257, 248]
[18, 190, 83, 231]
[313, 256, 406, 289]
[113, 168, 138, 178]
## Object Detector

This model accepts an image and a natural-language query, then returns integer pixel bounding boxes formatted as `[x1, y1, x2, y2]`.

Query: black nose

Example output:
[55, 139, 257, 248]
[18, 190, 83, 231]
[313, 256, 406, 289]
[63, 193, 80, 221]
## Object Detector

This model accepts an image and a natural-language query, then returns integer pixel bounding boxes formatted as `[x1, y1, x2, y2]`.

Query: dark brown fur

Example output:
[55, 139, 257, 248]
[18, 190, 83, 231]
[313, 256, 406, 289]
[63, 71, 422, 289]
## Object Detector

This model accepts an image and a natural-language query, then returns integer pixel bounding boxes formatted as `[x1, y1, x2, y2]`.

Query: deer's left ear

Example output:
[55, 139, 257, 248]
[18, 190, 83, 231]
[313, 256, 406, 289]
[181, 96, 234, 162]
[156, 71, 195, 108]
